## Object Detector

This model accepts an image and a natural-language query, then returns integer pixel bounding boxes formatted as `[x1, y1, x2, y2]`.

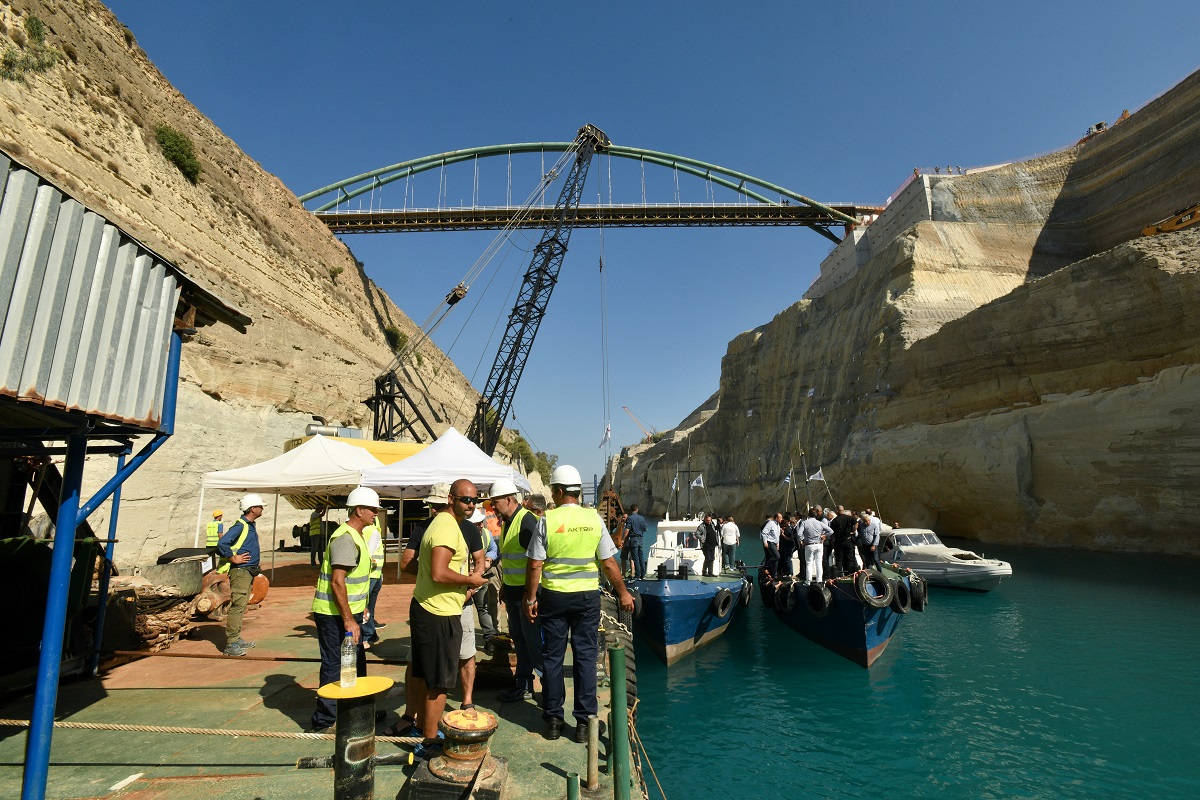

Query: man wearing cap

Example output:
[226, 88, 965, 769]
[525, 465, 635, 742]
[216, 495, 263, 656]
[490, 477, 542, 703]
[405, 478, 487, 758]
[310, 486, 379, 732]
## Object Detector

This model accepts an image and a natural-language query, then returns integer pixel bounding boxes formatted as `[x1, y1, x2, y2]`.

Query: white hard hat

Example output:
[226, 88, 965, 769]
[346, 486, 381, 510]
[550, 464, 582, 489]
[489, 477, 520, 498]
[468, 507, 487, 524]
[240, 494, 265, 511]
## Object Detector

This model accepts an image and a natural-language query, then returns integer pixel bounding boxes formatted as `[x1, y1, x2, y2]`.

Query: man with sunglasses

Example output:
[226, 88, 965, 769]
[408, 478, 488, 759]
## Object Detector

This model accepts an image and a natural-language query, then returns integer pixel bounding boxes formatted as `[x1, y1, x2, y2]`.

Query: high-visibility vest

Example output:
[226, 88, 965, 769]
[206, 521, 222, 547]
[216, 519, 249, 574]
[365, 524, 384, 580]
[311, 523, 371, 616]
[541, 504, 602, 592]
[309, 513, 324, 539]
[500, 507, 532, 587]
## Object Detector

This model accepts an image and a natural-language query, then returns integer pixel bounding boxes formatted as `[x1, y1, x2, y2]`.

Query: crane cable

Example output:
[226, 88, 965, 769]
[598, 153, 613, 458]
[384, 144, 581, 373]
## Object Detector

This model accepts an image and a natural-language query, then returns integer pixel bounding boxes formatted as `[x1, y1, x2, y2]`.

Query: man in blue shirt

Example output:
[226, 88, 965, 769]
[217, 494, 264, 656]
[623, 505, 648, 580]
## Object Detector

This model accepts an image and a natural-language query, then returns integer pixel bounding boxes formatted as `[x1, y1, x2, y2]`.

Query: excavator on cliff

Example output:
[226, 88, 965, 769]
[367, 124, 610, 455]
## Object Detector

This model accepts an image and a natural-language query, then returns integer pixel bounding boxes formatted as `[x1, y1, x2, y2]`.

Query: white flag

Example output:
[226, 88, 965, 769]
[690, 474, 704, 489]
[807, 387, 815, 398]
[783, 474, 791, 485]
[599, 423, 611, 448]
[808, 468, 825, 482]
[671, 475, 677, 491]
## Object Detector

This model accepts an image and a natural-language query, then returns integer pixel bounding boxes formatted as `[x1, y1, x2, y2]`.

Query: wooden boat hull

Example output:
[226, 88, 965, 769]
[631, 575, 750, 665]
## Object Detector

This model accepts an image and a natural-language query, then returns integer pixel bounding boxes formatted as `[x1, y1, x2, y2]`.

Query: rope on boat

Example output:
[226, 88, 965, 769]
[110, 649, 409, 666]
[0, 718, 422, 745]
[628, 708, 664, 800]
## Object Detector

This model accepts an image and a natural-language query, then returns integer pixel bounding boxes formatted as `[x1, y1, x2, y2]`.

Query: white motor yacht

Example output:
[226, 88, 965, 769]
[880, 528, 1012, 592]
[645, 517, 724, 576]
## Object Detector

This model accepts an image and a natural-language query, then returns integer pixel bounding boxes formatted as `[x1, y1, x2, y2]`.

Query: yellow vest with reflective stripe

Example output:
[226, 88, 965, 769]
[206, 521, 222, 547]
[311, 523, 371, 615]
[500, 507, 532, 587]
[366, 524, 384, 580]
[216, 519, 249, 574]
[541, 504, 602, 592]
[309, 513, 323, 538]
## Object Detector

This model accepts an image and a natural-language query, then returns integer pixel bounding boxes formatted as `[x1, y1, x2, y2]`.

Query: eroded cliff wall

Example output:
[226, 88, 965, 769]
[610, 69, 1200, 554]
[0, 1, 504, 563]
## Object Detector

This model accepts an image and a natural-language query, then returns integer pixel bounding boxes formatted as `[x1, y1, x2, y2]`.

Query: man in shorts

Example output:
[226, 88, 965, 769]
[408, 478, 487, 758]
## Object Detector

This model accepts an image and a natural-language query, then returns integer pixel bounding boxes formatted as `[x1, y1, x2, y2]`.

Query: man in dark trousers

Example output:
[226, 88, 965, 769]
[830, 506, 859, 576]
[623, 504, 648, 579]
[697, 513, 720, 576]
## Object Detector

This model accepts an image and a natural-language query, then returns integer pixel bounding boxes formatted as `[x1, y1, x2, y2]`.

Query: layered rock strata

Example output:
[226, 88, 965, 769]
[609, 69, 1200, 554]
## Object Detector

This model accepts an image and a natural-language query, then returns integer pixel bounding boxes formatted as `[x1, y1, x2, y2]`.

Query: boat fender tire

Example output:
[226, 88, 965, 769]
[889, 578, 912, 614]
[910, 575, 928, 611]
[784, 581, 801, 613]
[738, 577, 753, 607]
[757, 567, 776, 608]
[629, 586, 644, 620]
[854, 569, 893, 609]
[712, 587, 734, 618]
[773, 581, 791, 613]
[806, 582, 833, 617]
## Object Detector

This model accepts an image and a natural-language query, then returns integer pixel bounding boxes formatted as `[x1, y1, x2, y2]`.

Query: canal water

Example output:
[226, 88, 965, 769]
[632, 534, 1200, 799]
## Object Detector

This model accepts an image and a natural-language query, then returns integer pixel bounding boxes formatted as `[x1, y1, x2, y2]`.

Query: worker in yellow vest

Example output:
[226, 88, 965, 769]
[491, 477, 543, 704]
[216, 495, 263, 657]
[310, 487, 379, 732]
[360, 519, 387, 649]
[308, 505, 327, 566]
[524, 465, 634, 742]
[205, 510, 224, 556]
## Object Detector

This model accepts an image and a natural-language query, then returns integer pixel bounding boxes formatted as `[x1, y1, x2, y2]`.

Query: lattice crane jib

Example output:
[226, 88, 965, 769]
[466, 124, 609, 454]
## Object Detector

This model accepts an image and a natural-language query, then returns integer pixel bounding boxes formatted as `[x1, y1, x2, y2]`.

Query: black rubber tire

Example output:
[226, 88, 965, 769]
[773, 580, 791, 613]
[757, 567, 776, 608]
[806, 582, 833, 617]
[601, 594, 637, 721]
[712, 587, 734, 618]
[910, 575, 929, 611]
[889, 578, 912, 614]
[784, 581, 801, 613]
[629, 586, 644, 620]
[854, 569, 893, 609]
[738, 577, 753, 607]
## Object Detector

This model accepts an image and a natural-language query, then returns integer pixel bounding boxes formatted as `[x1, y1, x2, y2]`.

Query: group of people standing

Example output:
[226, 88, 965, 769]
[212, 465, 635, 759]
[760, 505, 885, 583]
[611, 507, 742, 579]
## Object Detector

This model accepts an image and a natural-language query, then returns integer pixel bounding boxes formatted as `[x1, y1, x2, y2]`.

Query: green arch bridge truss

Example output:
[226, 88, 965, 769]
[299, 141, 880, 244]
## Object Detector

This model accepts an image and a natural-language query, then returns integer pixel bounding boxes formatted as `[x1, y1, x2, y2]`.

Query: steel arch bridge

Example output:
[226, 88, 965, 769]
[299, 140, 882, 244]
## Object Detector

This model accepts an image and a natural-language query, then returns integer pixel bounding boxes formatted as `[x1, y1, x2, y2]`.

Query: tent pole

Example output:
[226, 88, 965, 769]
[193, 486, 206, 548]
[271, 494, 278, 582]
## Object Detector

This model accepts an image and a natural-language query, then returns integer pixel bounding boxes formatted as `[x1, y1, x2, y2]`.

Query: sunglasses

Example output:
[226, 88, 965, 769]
[452, 494, 478, 504]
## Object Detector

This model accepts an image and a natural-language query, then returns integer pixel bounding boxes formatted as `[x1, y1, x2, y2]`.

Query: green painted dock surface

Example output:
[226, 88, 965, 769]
[0, 551, 636, 800]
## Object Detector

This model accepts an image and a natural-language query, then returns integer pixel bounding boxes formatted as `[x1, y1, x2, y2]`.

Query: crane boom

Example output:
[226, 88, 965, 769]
[622, 406, 657, 442]
[467, 124, 610, 454]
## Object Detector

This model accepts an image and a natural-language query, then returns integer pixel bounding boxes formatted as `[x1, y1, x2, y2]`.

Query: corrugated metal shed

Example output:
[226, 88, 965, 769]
[0, 150, 247, 432]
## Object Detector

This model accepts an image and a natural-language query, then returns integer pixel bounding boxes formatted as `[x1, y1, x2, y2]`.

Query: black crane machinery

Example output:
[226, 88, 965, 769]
[466, 123, 610, 454]
[365, 124, 609, 453]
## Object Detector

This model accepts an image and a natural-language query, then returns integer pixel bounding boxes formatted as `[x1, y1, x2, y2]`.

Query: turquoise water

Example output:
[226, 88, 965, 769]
[632, 537, 1200, 799]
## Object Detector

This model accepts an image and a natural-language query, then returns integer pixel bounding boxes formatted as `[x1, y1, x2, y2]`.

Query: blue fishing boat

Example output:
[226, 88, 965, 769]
[759, 564, 928, 667]
[630, 518, 753, 664]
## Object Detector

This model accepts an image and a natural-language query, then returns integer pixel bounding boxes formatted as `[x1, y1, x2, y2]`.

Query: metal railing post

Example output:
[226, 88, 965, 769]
[608, 643, 631, 800]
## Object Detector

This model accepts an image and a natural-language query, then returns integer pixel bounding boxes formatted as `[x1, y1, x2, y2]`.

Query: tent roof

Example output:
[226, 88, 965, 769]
[361, 427, 533, 499]
[202, 434, 384, 495]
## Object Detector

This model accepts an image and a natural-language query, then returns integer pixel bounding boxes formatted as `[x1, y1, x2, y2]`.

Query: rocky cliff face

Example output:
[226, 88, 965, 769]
[609, 69, 1200, 554]
[0, 0, 514, 563]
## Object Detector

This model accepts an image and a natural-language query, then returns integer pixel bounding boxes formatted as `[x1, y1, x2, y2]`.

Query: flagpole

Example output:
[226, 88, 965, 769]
[787, 463, 800, 515]
[799, 449, 813, 508]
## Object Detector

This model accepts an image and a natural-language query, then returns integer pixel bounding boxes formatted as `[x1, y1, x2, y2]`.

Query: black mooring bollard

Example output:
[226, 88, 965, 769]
[315, 675, 395, 800]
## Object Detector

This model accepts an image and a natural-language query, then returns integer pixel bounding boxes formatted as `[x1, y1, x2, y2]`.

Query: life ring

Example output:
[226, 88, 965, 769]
[889, 578, 912, 614]
[738, 577, 753, 607]
[853, 569, 893, 609]
[712, 587, 734, 618]
[910, 575, 929, 611]
[806, 582, 833, 617]
[784, 581, 801, 613]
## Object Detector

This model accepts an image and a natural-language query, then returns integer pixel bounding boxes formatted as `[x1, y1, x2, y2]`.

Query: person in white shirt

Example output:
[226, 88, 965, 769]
[798, 509, 834, 583]
[760, 513, 781, 577]
[719, 516, 740, 572]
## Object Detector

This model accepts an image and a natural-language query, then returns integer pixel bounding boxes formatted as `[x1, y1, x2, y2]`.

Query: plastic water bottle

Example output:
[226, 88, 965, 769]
[340, 632, 356, 688]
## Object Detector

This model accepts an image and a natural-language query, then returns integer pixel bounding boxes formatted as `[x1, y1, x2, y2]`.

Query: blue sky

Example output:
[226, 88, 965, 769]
[107, 0, 1199, 482]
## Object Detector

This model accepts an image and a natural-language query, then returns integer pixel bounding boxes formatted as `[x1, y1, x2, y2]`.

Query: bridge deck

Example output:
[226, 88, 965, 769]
[315, 203, 882, 233]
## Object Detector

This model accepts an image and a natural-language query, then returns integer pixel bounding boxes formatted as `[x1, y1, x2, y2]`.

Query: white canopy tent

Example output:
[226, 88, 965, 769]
[361, 427, 532, 498]
[194, 435, 386, 576]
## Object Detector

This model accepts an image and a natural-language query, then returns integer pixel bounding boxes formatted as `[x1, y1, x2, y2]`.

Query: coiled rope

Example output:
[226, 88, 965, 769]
[110, 649, 409, 666]
[0, 718, 421, 745]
